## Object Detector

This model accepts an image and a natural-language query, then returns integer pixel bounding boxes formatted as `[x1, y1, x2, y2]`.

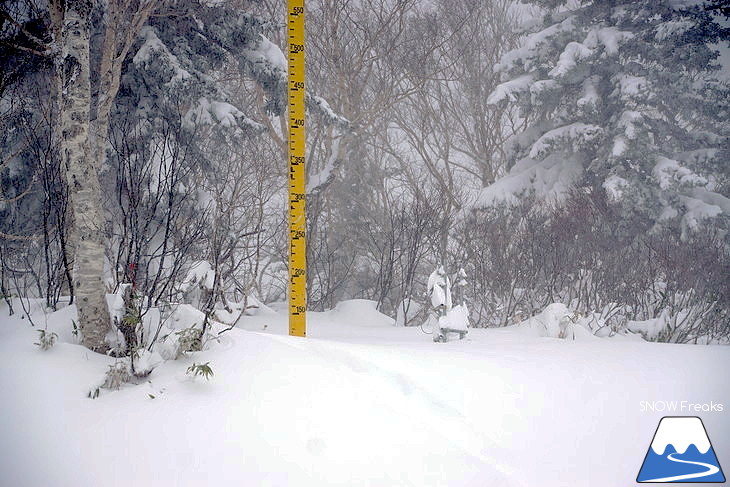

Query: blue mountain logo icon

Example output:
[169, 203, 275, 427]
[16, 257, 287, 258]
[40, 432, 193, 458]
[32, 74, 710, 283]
[637, 416, 725, 483]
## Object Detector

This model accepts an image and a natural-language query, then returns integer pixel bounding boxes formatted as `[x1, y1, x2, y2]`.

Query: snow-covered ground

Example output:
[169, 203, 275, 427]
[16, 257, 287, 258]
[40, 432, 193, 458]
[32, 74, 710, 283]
[1, 299, 728, 487]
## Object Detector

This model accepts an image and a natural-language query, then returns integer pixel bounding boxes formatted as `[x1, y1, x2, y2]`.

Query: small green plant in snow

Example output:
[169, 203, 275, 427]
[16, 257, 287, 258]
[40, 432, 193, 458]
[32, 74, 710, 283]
[187, 362, 214, 381]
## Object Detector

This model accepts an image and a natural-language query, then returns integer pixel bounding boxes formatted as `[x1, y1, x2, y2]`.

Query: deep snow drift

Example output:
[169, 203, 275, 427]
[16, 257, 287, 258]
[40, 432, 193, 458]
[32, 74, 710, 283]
[0, 299, 728, 487]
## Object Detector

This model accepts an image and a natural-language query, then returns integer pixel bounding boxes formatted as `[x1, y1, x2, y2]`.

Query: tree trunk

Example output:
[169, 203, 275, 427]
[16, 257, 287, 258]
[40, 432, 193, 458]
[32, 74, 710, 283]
[91, 4, 131, 173]
[50, 1, 75, 305]
[91, 0, 158, 177]
[59, 1, 111, 353]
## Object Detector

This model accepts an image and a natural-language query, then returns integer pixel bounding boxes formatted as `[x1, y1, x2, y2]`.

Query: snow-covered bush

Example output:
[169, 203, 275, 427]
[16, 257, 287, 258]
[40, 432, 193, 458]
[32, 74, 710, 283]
[87, 355, 159, 398]
[34, 329, 58, 351]
[179, 261, 215, 306]
[101, 361, 133, 391]
[460, 190, 730, 343]
[131, 349, 163, 378]
[112, 285, 142, 356]
[174, 326, 204, 358]
[514, 303, 611, 340]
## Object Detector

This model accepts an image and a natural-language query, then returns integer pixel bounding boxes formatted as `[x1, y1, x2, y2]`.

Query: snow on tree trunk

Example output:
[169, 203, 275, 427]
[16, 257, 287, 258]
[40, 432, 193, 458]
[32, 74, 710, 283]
[59, 1, 111, 352]
[427, 265, 452, 312]
[427, 265, 451, 342]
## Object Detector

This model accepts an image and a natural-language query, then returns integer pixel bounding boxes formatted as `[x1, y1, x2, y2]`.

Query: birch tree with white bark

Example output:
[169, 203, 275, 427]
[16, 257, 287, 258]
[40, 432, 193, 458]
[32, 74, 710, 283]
[54, 0, 110, 351]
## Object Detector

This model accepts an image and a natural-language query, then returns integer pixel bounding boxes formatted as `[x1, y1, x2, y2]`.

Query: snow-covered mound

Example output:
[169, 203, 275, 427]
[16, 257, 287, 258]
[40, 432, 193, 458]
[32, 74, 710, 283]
[325, 299, 396, 327]
[508, 303, 646, 341]
[510, 303, 595, 339]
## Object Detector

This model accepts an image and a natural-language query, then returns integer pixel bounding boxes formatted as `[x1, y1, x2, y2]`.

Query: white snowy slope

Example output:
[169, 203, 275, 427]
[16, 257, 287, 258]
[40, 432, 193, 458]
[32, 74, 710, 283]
[0, 299, 728, 487]
[650, 417, 712, 455]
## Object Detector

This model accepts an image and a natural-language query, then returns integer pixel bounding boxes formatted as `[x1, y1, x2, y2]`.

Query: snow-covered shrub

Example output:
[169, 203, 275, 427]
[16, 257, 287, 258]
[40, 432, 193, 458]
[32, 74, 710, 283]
[174, 326, 204, 358]
[131, 349, 163, 378]
[460, 190, 729, 343]
[111, 285, 142, 356]
[144, 302, 209, 361]
[87, 359, 136, 398]
[179, 261, 215, 309]
[514, 303, 618, 340]
[102, 361, 133, 390]
[34, 329, 58, 351]
[458, 197, 549, 327]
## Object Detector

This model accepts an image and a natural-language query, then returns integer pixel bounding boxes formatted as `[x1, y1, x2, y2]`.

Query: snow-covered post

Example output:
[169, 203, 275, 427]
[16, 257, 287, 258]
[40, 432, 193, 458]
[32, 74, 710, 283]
[427, 265, 452, 342]
[427, 266, 470, 342]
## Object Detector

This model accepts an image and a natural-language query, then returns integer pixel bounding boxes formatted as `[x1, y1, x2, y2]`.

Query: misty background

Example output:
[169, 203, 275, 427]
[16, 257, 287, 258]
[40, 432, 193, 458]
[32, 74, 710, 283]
[1, 0, 729, 345]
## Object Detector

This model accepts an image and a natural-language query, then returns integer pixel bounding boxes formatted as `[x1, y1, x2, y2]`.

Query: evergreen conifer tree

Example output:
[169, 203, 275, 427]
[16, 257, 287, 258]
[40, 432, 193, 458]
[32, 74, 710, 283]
[485, 0, 730, 237]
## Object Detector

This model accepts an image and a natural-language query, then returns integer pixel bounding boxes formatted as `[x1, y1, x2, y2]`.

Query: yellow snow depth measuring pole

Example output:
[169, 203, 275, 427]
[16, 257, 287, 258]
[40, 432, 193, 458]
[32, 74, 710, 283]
[288, 0, 306, 337]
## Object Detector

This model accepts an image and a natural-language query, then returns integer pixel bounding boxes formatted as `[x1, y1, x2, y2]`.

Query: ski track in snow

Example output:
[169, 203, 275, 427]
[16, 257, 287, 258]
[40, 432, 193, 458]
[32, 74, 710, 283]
[263, 333, 525, 485]
[642, 453, 720, 482]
